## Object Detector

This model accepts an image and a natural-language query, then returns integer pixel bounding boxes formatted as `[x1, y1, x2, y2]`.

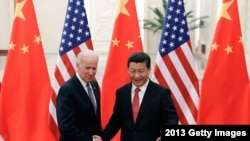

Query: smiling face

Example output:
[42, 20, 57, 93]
[128, 62, 151, 87]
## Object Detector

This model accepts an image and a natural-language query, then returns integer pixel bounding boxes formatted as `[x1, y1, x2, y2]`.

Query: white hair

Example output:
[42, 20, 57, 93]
[76, 49, 99, 64]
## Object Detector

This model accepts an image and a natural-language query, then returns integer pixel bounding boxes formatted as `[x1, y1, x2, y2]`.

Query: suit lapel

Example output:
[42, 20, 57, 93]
[72, 75, 88, 99]
[136, 80, 154, 123]
[123, 84, 135, 124]
[73, 76, 98, 115]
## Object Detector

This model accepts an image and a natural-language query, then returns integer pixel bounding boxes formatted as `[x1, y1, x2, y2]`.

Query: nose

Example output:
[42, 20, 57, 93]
[88, 68, 96, 75]
[134, 72, 141, 78]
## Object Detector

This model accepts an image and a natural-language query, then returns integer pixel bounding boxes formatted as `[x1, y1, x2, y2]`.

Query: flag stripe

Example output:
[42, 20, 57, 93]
[53, 66, 65, 87]
[153, 52, 197, 124]
[177, 43, 199, 84]
[152, 65, 188, 124]
[173, 44, 199, 107]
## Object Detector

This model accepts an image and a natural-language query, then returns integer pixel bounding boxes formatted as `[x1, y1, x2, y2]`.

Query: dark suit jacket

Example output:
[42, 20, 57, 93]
[102, 80, 179, 141]
[56, 74, 102, 141]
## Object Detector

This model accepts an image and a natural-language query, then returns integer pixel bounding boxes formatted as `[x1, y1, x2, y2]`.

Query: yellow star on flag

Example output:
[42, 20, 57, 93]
[224, 45, 233, 54]
[211, 42, 219, 51]
[15, 0, 27, 20]
[238, 36, 243, 44]
[112, 38, 120, 47]
[9, 41, 16, 51]
[21, 45, 29, 54]
[34, 35, 41, 44]
[125, 40, 134, 49]
[220, 0, 233, 20]
[116, 0, 130, 18]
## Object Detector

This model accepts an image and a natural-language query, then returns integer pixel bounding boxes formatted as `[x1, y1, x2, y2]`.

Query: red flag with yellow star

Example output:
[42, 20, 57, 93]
[197, 0, 250, 124]
[0, 0, 56, 140]
[101, 0, 143, 140]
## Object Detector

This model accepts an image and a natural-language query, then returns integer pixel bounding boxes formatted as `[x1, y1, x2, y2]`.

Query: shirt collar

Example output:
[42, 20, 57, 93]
[76, 73, 88, 87]
[132, 79, 149, 93]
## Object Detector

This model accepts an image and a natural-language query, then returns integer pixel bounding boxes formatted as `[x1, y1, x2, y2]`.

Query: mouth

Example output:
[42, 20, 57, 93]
[134, 79, 141, 83]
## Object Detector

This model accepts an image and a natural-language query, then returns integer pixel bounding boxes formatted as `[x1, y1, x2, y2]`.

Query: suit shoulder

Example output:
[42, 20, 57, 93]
[117, 83, 131, 91]
[61, 77, 75, 87]
[149, 80, 170, 92]
[59, 75, 80, 92]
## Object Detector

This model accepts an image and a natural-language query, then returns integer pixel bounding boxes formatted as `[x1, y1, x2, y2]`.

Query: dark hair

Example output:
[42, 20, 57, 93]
[127, 52, 151, 69]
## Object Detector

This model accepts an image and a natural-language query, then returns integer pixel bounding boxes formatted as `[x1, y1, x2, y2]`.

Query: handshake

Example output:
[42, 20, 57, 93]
[93, 135, 103, 141]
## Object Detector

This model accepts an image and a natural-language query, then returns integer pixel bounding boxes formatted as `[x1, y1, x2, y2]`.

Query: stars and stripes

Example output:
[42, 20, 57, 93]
[151, 0, 199, 124]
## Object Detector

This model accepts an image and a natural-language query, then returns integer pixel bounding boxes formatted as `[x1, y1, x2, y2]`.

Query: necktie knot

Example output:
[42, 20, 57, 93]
[135, 87, 140, 93]
[86, 82, 90, 89]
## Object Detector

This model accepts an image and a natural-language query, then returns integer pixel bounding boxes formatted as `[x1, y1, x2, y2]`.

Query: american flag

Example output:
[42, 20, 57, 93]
[151, 0, 199, 124]
[49, 0, 93, 139]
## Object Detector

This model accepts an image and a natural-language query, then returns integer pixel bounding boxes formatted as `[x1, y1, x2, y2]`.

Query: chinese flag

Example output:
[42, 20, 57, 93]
[197, 0, 250, 124]
[0, 0, 56, 140]
[101, 0, 143, 140]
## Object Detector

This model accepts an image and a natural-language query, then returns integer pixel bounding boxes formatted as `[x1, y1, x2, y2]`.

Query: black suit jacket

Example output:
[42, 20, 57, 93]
[56, 75, 102, 141]
[102, 80, 179, 141]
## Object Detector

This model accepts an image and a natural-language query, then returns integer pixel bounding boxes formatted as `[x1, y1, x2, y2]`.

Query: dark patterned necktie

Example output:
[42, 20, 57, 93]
[86, 83, 97, 114]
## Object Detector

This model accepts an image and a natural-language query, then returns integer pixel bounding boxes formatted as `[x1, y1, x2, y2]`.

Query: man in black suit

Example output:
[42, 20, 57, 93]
[56, 49, 102, 141]
[101, 52, 179, 141]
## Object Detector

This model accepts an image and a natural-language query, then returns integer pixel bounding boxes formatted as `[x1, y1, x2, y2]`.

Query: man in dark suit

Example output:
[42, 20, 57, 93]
[56, 49, 102, 141]
[101, 52, 179, 141]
